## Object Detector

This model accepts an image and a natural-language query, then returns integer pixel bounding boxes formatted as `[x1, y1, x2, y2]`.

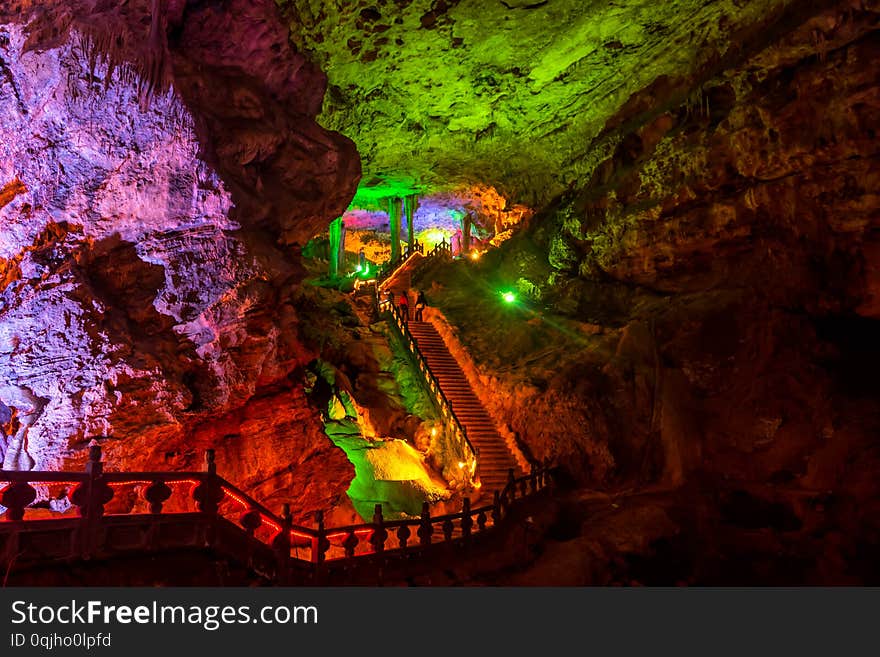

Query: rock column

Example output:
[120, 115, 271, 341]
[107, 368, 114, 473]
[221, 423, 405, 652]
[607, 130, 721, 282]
[328, 216, 344, 278]
[404, 194, 419, 253]
[388, 197, 403, 262]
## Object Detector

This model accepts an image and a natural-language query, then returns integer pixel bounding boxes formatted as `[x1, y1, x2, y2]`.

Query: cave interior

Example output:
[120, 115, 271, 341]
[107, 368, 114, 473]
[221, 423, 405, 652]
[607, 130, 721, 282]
[0, 0, 878, 585]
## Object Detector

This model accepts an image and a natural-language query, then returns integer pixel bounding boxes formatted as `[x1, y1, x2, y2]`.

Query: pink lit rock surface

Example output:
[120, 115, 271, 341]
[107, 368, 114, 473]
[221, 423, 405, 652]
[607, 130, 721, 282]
[0, 1, 359, 516]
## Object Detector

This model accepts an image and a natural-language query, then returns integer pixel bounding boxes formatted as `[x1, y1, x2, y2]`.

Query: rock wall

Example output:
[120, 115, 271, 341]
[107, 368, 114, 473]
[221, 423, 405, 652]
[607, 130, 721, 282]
[418, 2, 880, 580]
[278, 0, 824, 204]
[0, 0, 360, 516]
[528, 3, 880, 484]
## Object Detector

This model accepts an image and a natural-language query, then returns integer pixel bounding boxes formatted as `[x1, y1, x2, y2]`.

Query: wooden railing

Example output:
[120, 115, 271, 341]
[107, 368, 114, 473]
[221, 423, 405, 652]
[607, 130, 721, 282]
[427, 238, 451, 259]
[380, 300, 478, 487]
[0, 446, 553, 582]
[375, 240, 424, 289]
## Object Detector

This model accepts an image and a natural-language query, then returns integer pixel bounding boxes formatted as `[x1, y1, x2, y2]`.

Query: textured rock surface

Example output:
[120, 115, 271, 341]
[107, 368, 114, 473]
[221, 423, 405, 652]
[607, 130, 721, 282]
[0, 0, 360, 516]
[416, 2, 880, 582]
[278, 0, 824, 202]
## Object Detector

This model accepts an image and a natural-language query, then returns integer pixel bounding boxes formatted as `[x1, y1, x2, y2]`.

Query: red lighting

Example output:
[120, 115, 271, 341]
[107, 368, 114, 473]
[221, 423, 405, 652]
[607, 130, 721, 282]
[221, 487, 252, 509]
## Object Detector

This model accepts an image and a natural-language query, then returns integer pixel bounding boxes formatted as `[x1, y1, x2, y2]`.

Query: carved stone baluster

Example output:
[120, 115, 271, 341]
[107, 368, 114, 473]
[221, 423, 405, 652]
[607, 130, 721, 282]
[343, 531, 358, 559]
[371, 504, 387, 554]
[192, 450, 223, 548]
[529, 464, 538, 494]
[396, 524, 411, 549]
[519, 477, 528, 498]
[492, 491, 502, 525]
[477, 509, 488, 532]
[460, 497, 473, 540]
[507, 468, 516, 500]
[240, 509, 262, 538]
[145, 480, 172, 514]
[417, 501, 432, 546]
[442, 517, 454, 542]
[1, 481, 36, 521]
[143, 479, 171, 552]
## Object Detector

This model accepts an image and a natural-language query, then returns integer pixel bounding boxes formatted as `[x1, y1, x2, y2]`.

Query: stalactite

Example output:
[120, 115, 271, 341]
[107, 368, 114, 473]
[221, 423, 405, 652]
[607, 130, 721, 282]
[69, 0, 171, 109]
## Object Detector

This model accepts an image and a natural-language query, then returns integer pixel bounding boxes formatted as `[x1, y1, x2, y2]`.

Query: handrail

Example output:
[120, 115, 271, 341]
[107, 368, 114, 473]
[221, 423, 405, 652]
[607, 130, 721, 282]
[381, 299, 478, 486]
[376, 240, 424, 289]
[0, 446, 554, 578]
[371, 235, 474, 485]
[426, 238, 451, 260]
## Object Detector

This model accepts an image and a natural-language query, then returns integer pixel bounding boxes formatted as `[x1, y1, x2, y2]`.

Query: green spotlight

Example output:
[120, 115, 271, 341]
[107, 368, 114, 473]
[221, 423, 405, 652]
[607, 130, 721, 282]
[502, 291, 516, 304]
[355, 264, 363, 272]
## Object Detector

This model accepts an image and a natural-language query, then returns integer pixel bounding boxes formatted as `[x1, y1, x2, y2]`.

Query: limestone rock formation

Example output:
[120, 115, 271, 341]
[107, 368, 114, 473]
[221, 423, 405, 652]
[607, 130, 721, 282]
[0, 0, 360, 516]
[278, 0, 816, 203]
[414, 2, 880, 582]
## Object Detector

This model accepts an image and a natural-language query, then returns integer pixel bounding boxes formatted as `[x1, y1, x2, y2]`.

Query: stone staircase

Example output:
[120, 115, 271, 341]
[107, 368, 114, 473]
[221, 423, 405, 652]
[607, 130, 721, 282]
[407, 321, 522, 493]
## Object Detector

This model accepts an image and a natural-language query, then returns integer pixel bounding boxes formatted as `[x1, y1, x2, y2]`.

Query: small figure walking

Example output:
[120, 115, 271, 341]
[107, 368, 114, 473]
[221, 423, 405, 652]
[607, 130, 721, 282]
[414, 290, 427, 322]
[398, 290, 410, 323]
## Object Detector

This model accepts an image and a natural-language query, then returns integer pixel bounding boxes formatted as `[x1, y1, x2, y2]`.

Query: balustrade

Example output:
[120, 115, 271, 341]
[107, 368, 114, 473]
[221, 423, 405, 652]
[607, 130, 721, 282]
[380, 300, 478, 481]
[1, 444, 553, 579]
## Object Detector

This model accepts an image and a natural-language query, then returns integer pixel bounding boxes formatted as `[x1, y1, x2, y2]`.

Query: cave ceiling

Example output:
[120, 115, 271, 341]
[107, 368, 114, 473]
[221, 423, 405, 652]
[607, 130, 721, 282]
[279, 0, 794, 207]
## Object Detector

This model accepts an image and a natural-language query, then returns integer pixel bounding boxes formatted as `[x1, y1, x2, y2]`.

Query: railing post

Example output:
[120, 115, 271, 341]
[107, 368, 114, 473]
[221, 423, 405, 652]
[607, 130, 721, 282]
[274, 503, 292, 585]
[418, 501, 432, 546]
[72, 440, 114, 560]
[311, 510, 327, 564]
[84, 441, 103, 518]
[371, 504, 387, 554]
[507, 468, 516, 501]
[460, 497, 473, 542]
[193, 449, 223, 548]
[492, 490, 502, 525]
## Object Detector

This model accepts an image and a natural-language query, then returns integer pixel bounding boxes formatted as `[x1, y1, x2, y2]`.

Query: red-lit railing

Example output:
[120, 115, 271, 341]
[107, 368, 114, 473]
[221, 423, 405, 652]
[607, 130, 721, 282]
[375, 240, 425, 289]
[0, 446, 554, 581]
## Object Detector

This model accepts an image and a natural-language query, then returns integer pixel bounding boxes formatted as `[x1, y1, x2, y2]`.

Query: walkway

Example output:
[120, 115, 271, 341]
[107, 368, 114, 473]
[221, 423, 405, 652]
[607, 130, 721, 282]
[408, 322, 522, 492]
[378, 253, 525, 493]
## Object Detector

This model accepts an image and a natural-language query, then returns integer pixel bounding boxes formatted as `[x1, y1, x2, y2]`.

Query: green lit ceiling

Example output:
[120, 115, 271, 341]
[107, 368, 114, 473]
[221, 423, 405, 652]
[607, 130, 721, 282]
[278, 0, 792, 205]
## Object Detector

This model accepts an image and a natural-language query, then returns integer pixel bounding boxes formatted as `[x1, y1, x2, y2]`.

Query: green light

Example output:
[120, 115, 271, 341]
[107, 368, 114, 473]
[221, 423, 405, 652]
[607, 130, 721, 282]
[502, 291, 516, 304]
[355, 264, 363, 272]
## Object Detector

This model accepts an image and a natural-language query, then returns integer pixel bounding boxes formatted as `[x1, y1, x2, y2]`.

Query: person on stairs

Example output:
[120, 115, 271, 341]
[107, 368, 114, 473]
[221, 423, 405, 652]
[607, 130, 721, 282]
[398, 290, 410, 323]
[414, 290, 427, 322]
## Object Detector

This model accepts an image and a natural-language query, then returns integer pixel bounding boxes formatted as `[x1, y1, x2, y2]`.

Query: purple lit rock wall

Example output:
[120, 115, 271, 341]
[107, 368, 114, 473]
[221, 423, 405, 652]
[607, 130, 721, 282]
[0, 1, 359, 516]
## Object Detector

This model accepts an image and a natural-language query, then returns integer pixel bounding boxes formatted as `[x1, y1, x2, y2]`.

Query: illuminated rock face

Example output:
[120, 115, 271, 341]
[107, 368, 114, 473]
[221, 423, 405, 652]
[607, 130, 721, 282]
[413, 3, 880, 581]
[278, 0, 802, 203]
[0, 1, 358, 516]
